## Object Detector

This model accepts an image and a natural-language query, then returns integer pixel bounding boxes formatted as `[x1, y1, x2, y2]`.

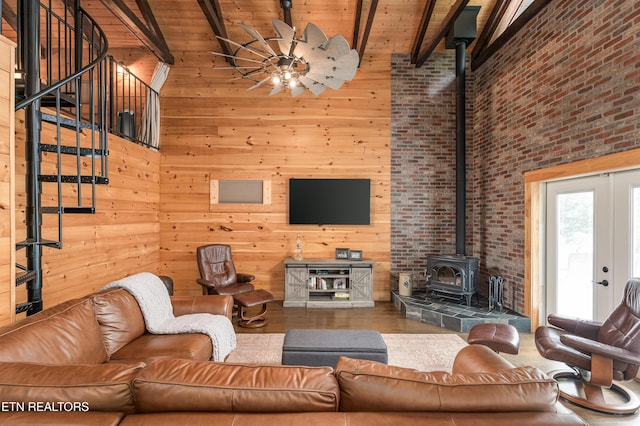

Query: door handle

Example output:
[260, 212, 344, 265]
[594, 279, 609, 287]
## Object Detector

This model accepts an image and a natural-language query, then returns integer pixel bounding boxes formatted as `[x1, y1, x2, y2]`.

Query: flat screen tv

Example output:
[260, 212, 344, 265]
[289, 178, 371, 225]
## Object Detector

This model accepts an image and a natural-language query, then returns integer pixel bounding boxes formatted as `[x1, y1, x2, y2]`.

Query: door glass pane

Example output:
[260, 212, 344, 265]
[634, 187, 640, 277]
[556, 191, 594, 319]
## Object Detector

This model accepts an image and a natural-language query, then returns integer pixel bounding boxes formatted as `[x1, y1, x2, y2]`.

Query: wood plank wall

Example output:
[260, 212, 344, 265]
[5, 48, 393, 317]
[12, 111, 161, 318]
[0, 36, 16, 326]
[159, 52, 392, 300]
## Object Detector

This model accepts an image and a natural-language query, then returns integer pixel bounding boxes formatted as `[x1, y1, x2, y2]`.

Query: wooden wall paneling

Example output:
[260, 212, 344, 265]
[159, 51, 391, 300]
[0, 35, 16, 326]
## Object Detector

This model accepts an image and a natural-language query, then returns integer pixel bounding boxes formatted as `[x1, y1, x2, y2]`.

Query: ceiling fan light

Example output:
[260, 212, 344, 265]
[288, 79, 298, 88]
[283, 71, 292, 80]
[272, 74, 282, 85]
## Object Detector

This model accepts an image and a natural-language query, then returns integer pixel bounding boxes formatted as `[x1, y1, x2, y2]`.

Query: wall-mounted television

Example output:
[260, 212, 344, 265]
[289, 178, 371, 225]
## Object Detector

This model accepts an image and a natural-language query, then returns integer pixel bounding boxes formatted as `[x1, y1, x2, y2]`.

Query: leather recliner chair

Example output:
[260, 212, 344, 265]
[196, 244, 255, 296]
[535, 278, 640, 414]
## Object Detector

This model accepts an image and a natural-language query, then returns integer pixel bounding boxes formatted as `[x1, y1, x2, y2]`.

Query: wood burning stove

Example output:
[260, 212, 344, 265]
[424, 9, 481, 308]
[426, 254, 479, 307]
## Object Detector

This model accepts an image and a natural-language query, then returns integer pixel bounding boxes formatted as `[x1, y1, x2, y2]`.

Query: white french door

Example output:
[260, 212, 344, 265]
[545, 169, 640, 322]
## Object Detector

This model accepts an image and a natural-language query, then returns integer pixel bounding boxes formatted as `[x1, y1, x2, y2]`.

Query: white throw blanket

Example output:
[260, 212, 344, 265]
[102, 272, 236, 361]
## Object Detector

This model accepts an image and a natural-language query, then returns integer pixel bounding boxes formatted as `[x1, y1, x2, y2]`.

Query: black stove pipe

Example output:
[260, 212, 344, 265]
[455, 40, 467, 256]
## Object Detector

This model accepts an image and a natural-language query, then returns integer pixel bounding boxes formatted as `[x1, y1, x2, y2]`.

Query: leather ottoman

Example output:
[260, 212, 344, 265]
[282, 329, 388, 368]
[467, 323, 520, 354]
[233, 289, 274, 328]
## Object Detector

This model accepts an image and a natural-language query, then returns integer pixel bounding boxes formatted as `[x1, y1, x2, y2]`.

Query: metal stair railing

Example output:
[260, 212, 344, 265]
[105, 56, 157, 149]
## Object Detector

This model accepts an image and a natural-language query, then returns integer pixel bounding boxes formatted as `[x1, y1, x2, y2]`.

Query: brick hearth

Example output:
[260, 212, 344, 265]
[392, 291, 531, 333]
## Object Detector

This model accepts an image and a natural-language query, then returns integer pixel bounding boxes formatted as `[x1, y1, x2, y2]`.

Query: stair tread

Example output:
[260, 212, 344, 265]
[15, 82, 77, 108]
[16, 270, 37, 286]
[16, 239, 61, 248]
[40, 143, 108, 157]
[41, 206, 96, 214]
[38, 175, 109, 184]
[15, 302, 34, 314]
[40, 112, 100, 131]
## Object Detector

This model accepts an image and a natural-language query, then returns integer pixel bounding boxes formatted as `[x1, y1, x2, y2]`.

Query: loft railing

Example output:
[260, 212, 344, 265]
[107, 57, 156, 149]
[11, 0, 157, 149]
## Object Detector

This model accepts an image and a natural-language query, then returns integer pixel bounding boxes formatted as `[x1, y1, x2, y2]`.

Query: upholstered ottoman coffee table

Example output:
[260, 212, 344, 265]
[282, 329, 388, 368]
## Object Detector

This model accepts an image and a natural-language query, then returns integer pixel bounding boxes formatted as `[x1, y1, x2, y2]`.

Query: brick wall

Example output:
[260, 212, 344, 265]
[390, 53, 475, 291]
[472, 0, 639, 313]
[391, 0, 640, 313]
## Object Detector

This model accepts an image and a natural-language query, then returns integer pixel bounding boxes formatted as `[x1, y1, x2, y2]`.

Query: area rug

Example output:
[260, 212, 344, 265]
[226, 333, 467, 372]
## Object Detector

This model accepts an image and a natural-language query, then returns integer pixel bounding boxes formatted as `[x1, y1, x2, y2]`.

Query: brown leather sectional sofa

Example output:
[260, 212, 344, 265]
[0, 283, 587, 425]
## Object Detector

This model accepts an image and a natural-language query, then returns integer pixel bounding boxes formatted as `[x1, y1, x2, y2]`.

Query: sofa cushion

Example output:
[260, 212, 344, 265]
[93, 289, 146, 356]
[335, 356, 559, 412]
[109, 333, 212, 362]
[132, 359, 339, 412]
[0, 362, 146, 413]
[0, 298, 108, 364]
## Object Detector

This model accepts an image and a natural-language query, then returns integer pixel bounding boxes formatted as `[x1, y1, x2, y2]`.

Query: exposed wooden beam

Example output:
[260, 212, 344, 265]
[470, 0, 510, 63]
[410, 0, 437, 64]
[134, 0, 170, 53]
[414, 0, 470, 68]
[352, 0, 379, 65]
[352, 0, 363, 51]
[1, 1, 18, 32]
[99, 0, 174, 64]
[471, 0, 553, 70]
[197, 0, 233, 60]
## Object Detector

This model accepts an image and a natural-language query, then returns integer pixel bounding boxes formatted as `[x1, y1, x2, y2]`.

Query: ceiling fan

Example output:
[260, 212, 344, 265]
[210, 0, 359, 97]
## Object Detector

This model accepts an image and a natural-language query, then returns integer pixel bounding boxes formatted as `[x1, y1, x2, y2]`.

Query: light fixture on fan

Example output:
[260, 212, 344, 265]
[271, 57, 301, 89]
[210, 1, 359, 97]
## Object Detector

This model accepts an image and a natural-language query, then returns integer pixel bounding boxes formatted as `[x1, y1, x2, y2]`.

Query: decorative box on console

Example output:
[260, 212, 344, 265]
[426, 254, 479, 307]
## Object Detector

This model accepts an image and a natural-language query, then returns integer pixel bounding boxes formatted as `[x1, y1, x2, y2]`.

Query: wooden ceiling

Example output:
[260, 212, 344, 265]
[1, 0, 551, 72]
[68, 0, 542, 68]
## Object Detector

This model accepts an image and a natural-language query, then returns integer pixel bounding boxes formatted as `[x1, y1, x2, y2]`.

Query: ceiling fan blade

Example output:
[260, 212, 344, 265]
[304, 73, 344, 90]
[290, 85, 306, 97]
[269, 85, 283, 96]
[329, 49, 360, 81]
[247, 75, 272, 91]
[303, 35, 356, 70]
[299, 35, 358, 84]
[238, 23, 278, 57]
[272, 19, 295, 56]
[298, 75, 328, 96]
[305, 47, 359, 83]
[213, 66, 264, 70]
[300, 22, 328, 46]
[319, 34, 351, 59]
[209, 50, 266, 66]
[293, 23, 328, 59]
[225, 66, 266, 81]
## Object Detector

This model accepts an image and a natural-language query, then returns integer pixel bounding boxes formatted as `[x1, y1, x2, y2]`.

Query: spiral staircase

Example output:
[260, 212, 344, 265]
[12, 0, 110, 315]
